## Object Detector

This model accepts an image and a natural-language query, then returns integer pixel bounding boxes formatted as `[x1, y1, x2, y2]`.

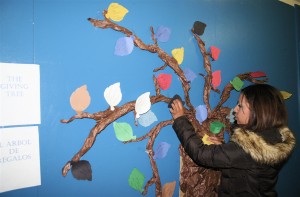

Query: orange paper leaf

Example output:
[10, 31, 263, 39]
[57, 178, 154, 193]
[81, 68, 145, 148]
[70, 85, 91, 115]
[162, 181, 176, 197]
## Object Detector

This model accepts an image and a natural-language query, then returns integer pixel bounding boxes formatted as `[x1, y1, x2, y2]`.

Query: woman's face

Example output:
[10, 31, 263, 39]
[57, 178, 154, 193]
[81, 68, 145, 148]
[233, 94, 251, 125]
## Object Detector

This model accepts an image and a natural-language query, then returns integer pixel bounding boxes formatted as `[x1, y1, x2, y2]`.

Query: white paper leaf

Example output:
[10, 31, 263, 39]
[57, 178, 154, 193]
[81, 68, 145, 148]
[104, 82, 122, 111]
[135, 92, 151, 119]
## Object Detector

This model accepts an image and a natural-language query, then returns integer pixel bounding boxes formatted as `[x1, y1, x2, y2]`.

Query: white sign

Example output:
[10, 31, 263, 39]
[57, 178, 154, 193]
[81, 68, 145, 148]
[0, 63, 40, 126]
[0, 126, 41, 193]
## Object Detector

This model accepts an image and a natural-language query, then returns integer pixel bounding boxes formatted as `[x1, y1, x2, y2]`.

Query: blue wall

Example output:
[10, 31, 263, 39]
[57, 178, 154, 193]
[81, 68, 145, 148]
[1, 0, 299, 196]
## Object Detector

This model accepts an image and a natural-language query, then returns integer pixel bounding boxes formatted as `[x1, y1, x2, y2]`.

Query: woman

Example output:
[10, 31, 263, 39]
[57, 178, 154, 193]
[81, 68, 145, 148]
[170, 84, 296, 196]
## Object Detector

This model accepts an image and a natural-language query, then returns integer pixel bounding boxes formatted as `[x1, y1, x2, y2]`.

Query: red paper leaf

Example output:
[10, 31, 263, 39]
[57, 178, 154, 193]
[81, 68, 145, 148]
[157, 73, 172, 90]
[212, 70, 221, 88]
[210, 46, 221, 60]
[250, 71, 266, 78]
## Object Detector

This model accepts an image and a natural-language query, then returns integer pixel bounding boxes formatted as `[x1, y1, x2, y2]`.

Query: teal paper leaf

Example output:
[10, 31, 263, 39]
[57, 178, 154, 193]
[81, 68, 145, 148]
[113, 122, 136, 141]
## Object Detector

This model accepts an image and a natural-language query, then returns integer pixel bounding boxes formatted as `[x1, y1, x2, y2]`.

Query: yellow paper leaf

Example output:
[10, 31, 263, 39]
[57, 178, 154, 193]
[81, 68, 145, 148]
[162, 181, 176, 197]
[171, 47, 184, 65]
[105, 3, 129, 22]
[202, 134, 214, 145]
[70, 85, 91, 115]
[280, 91, 292, 100]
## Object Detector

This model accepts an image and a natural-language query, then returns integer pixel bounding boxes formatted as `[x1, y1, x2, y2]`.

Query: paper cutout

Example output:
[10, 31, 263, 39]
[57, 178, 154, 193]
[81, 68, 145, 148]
[105, 3, 128, 22]
[171, 47, 184, 65]
[157, 73, 172, 90]
[193, 21, 206, 35]
[71, 160, 92, 181]
[0, 63, 41, 126]
[195, 105, 207, 124]
[153, 142, 171, 160]
[162, 181, 176, 197]
[210, 121, 225, 134]
[104, 82, 122, 110]
[113, 122, 136, 141]
[250, 71, 266, 78]
[210, 46, 221, 60]
[114, 36, 134, 56]
[212, 70, 221, 89]
[137, 110, 158, 127]
[202, 134, 214, 145]
[223, 131, 230, 143]
[280, 91, 292, 99]
[135, 92, 151, 119]
[0, 126, 41, 193]
[70, 85, 91, 115]
[230, 77, 244, 91]
[183, 68, 197, 82]
[155, 26, 171, 42]
[128, 168, 145, 193]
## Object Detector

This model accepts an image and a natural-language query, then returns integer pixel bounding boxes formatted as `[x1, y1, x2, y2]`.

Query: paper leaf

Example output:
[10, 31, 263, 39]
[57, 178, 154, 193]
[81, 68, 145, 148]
[250, 71, 266, 78]
[153, 142, 171, 160]
[162, 181, 176, 197]
[223, 131, 230, 143]
[137, 110, 158, 127]
[226, 108, 235, 123]
[195, 105, 207, 124]
[105, 3, 128, 22]
[71, 160, 92, 181]
[171, 47, 184, 65]
[104, 82, 122, 110]
[183, 67, 197, 82]
[157, 73, 172, 90]
[202, 134, 214, 145]
[70, 85, 91, 115]
[135, 92, 151, 119]
[230, 77, 244, 91]
[114, 36, 134, 56]
[210, 46, 221, 60]
[280, 91, 292, 99]
[128, 168, 145, 193]
[193, 21, 206, 36]
[210, 121, 225, 134]
[155, 26, 171, 42]
[212, 70, 221, 89]
[113, 122, 136, 142]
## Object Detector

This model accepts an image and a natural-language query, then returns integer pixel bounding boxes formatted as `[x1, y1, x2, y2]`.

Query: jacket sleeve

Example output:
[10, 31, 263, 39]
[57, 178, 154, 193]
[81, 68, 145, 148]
[173, 116, 251, 169]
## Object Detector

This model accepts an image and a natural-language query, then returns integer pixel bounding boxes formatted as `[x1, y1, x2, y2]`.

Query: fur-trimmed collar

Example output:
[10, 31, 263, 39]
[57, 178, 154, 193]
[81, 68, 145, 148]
[230, 127, 296, 165]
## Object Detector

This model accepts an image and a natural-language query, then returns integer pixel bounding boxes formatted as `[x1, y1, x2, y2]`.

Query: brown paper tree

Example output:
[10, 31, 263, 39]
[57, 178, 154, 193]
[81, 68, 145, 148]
[61, 9, 267, 197]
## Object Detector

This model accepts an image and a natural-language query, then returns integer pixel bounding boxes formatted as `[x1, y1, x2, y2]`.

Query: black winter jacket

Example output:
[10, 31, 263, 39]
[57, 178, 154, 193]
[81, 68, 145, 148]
[173, 116, 296, 197]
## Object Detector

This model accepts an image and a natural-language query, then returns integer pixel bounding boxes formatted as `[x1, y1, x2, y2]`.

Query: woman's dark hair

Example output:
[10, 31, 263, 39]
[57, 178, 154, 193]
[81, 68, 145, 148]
[241, 84, 288, 131]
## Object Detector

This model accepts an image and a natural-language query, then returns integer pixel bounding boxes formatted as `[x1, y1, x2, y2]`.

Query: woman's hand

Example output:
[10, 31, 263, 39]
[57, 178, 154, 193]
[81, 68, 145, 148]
[169, 99, 185, 119]
[207, 136, 223, 145]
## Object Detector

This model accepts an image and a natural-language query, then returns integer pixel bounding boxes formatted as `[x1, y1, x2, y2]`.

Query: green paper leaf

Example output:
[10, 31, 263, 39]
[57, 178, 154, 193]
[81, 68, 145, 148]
[230, 77, 244, 91]
[113, 122, 136, 141]
[128, 168, 145, 193]
[210, 121, 225, 134]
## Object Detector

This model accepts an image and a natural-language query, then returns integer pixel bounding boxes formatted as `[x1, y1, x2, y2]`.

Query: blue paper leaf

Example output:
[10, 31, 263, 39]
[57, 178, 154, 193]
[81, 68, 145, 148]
[183, 68, 197, 82]
[155, 26, 171, 42]
[153, 142, 171, 160]
[195, 105, 207, 124]
[114, 36, 134, 56]
[137, 110, 158, 127]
